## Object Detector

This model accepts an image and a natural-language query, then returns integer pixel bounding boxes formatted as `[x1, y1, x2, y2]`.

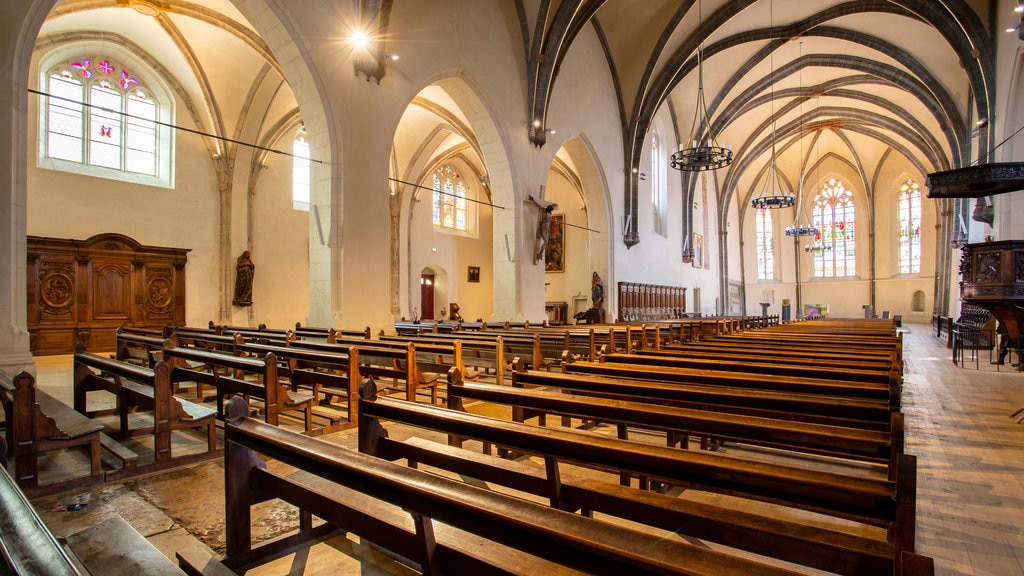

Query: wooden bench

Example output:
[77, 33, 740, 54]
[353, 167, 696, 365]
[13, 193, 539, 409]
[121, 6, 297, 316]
[563, 357, 901, 410]
[628, 345, 900, 373]
[357, 379, 933, 576]
[396, 329, 549, 372]
[114, 328, 166, 367]
[0, 369, 104, 497]
[291, 339, 442, 404]
[221, 395, 803, 576]
[160, 344, 315, 432]
[448, 372, 901, 467]
[73, 349, 220, 480]
[233, 338, 361, 434]
[513, 368, 895, 431]
[380, 330, 507, 383]
[599, 350, 902, 387]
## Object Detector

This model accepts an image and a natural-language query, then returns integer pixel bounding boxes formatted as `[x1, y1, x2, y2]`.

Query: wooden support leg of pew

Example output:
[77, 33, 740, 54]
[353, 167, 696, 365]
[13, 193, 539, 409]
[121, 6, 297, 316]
[412, 512, 441, 576]
[224, 399, 255, 562]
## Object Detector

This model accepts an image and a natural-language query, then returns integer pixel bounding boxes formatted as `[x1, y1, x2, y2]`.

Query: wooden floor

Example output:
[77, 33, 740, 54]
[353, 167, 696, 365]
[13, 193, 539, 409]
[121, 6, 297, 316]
[18, 324, 1024, 575]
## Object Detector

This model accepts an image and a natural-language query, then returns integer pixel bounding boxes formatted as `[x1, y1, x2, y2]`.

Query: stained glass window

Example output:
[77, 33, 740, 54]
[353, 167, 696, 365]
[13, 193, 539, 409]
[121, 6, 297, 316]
[44, 56, 158, 176]
[811, 178, 856, 277]
[897, 180, 922, 274]
[650, 132, 667, 236]
[755, 208, 774, 280]
[293, 126, 310, 211]
[432, 165, 467, 231]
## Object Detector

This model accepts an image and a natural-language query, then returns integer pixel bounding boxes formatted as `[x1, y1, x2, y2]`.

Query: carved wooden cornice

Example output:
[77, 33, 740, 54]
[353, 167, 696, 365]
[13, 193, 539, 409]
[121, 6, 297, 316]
[925, 163, 1024, 198]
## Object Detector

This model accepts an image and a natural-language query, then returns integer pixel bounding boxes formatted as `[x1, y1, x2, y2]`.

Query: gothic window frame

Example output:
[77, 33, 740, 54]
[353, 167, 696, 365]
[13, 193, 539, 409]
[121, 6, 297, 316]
[811, 178, 856, 278]
[649, 130, 668, 237]
[37, 46, 174, 188]
[755, 207, 775, 280]
[897, 179, 922, 275]
[431, 164, 475, 236]
[293, 124, 311, 211]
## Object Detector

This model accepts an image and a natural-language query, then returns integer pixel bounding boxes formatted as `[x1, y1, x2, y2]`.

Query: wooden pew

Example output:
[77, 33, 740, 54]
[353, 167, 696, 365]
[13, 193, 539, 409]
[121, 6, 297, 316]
[0, 369, 104, 497]
[513, 368, 894, 431]
[599, 350, 902, 388]
[73, 349, 220, 479]
[160, 344, 315, 432]
[378, 332, 507, 384]
[232, 338, 361, 434]
[630, 345, 899, 373]
[563, 357, 900, 409]
[290, 339, 443, 404]
[357, 379, 932, 576]
[222, 395, 803, 576]
[448, 374, 900, 467]
[393, 329, 548, 372]
[114, 329, 164, 367]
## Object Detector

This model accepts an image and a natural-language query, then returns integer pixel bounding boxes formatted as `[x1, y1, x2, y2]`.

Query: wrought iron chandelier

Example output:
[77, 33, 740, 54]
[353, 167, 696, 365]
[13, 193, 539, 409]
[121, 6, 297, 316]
[670, 0, 732, 172]
[749, 0, 793, 209]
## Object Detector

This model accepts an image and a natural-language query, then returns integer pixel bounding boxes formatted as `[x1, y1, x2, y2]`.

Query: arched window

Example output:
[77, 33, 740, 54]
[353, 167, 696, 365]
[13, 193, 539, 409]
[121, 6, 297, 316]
[650, 132, 668, 236]
[755, 208, 774, 280]
[897, 180, 922, 274]
[292, 125, 310, 211]
[432, 165, 467, 231]
[41, 54, 170, 186]
[811, 178, 856, 277]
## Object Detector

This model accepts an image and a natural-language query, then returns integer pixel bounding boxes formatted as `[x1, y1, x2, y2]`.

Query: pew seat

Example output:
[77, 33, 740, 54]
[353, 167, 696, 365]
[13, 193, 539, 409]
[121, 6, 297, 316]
[0, 369, 105, 497]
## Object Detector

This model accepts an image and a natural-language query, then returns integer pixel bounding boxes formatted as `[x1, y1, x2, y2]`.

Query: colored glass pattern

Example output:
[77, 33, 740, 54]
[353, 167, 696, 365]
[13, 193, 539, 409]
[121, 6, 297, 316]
[432, 165, 467, 232]
[45, 55, 157, 176]
[898, 180, 922, 274]
[811, 178, 856, 277]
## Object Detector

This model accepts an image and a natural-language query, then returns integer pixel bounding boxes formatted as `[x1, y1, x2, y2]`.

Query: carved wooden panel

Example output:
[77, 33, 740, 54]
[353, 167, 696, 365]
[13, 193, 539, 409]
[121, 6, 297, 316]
[27, 234, 189, 355]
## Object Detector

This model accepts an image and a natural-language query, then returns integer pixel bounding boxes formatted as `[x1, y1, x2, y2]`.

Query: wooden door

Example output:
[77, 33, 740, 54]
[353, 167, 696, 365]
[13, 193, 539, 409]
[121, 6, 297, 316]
[420, 274, 434, 320]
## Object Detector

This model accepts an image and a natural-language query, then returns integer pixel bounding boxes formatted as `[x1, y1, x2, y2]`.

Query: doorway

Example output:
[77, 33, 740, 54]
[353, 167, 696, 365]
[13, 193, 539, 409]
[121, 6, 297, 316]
[420, 274, 434, 320]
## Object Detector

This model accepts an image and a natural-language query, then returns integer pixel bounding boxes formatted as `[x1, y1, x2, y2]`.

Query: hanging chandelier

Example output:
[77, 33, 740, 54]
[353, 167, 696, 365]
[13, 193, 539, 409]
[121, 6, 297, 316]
[670, 0, 733, 172]
[749, 0, 793, 209]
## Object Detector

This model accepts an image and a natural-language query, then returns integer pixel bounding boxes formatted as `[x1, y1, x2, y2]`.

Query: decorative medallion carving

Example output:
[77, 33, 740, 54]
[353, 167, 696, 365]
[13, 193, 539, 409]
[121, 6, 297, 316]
[146, 276, 173, 312]
[40, 271, 75, 313]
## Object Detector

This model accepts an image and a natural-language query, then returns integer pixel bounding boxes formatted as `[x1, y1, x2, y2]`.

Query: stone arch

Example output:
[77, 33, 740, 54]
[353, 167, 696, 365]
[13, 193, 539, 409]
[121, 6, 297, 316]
[392, 71, 517, 321]
[224, 1, 341, 326]
[557, 134, 614, 314]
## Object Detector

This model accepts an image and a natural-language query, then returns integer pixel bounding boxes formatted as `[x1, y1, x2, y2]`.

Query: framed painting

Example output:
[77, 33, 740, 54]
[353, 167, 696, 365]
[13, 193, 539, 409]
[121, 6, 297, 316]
[692, 233, 703, 269]
[545, 213, 565, 272]
[467, 266, 480, 283]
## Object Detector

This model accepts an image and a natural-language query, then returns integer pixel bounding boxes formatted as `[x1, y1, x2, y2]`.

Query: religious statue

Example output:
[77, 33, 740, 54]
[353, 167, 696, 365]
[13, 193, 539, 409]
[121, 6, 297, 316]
[449, 302, 463, 322]
[526, 192, 557, 265]
[232, 250, 255, 306]
[591, 272, 604, 309]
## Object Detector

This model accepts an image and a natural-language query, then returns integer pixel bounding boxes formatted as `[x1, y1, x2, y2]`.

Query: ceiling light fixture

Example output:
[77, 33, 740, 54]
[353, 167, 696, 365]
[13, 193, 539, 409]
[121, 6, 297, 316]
[750, 0, 794, 210]
[670, 0, 733, 172]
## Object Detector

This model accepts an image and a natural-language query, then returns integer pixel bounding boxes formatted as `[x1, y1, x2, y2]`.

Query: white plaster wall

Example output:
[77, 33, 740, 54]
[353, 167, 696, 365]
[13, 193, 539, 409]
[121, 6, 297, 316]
[26, 40, 309, 331]
[246, 153, 310, 327]
[26, 93, 222, 327]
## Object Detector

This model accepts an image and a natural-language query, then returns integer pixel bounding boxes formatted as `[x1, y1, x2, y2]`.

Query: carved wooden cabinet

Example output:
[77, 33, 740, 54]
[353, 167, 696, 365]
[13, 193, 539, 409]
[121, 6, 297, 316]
[27, 234, 189, 355]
